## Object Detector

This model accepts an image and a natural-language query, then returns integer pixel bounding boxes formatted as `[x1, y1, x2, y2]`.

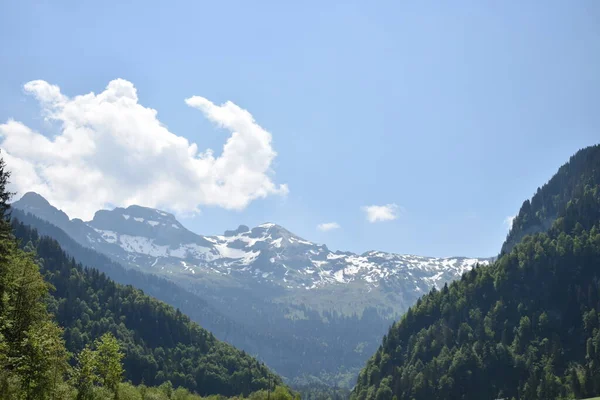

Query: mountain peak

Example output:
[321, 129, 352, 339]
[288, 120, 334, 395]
[89, 205, 183, 234]
[17, 191, 51, 206]
[123, 204, 177, 220]
[249, 223, 302, 241]
[90, 204, 178, 224]
[87, 204, 213, 248]
[12, 192, 70, 227]
[224, 225, 250, 237]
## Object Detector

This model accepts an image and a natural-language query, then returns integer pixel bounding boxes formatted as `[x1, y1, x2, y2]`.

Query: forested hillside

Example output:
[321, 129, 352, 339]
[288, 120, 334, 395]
[352, 145, 600, 400]
[11, 209, 258, 354]
[11, 218, 284, 397]
[501, 144, 600, 254]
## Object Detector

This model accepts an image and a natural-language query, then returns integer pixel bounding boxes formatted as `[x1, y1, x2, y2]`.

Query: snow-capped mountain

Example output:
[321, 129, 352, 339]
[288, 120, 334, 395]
[13, 192, 493, 386]
[13, 192, 490, 294]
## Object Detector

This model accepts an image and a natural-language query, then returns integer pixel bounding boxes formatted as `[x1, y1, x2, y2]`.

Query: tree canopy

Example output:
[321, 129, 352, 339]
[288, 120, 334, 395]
[352, 144, 600, 400]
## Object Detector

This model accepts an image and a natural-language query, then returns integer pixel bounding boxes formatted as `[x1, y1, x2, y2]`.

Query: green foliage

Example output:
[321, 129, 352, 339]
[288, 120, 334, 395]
[113, 382, 294, 400]
[352, 145, 600, 400]
[0, 157, 70, 399]
[502, 144, 600, 254]
[73, 346, 97, 400]
[10, 218, 284, 397]
[294, 382, 350, 400]
[95, 333, 124, 395]
[72, 333, 124, 399]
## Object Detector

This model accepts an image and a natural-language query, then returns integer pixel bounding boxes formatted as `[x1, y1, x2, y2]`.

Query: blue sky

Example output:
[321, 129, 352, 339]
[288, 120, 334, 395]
[0, 1, 598, 258]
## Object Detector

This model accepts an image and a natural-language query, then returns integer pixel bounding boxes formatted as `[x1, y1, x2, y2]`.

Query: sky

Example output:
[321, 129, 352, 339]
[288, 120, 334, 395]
[0, 1, 598, 258]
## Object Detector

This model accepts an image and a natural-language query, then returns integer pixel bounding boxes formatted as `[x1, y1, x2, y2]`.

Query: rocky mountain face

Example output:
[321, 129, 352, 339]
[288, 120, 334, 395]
[15, 192, 489, 294]
[13, 192, 490, 386]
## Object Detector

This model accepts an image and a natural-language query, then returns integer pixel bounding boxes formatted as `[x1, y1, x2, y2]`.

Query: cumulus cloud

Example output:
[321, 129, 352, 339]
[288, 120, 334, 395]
[317, 222, 340, 232]
[362, 204, 400, 223]
[0, 79, 287, 219]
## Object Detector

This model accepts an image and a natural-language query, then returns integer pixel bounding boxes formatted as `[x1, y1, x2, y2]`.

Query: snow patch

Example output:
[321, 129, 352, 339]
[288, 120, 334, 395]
[215, 244, 249, 259]
[119, 235, 169, 257]
[95, 230, 118, 244]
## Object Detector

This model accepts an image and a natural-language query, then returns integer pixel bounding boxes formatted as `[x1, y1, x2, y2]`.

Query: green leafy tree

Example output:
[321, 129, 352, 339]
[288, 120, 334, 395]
[95, 333, 124, 397]
[0, 153, 70, 399]
[73, 346, 98, 400]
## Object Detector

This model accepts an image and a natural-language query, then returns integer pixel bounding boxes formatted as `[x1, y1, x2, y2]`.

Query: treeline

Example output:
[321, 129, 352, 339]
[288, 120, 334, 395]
[352, 145, 600, 400]
[292, 382, 350, 400]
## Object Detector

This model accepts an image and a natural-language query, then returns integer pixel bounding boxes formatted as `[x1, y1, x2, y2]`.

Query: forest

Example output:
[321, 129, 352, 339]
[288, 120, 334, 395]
[352, 145, 600, 399]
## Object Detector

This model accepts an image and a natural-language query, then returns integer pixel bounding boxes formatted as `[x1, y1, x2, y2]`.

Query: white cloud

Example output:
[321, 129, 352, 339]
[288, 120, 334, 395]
[362, 204, 400, 223]
[317, 222, 340, 232]
[0, 79, 287, 220]
[504, 215, 515, 229]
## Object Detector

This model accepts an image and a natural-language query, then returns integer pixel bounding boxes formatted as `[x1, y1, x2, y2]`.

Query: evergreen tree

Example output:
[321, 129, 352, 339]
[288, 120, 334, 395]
[352, 145, 600, 400]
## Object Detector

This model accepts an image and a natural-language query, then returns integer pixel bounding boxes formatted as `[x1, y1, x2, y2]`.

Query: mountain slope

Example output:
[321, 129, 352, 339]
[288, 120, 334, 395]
[501, 144, 600, 254]
[11, 208, 278, 358]
[352, 144, 600, 400]
[11, 218, 284, 397]
[12, 194, 489, 387]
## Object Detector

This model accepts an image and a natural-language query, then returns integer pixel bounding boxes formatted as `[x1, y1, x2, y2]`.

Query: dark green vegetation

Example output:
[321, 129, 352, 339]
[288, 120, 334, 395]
[0, 155, 293, 399]
[501, 144, 600, 255]
[0, 157, 72, 398]
[352, 144, 600, 400]
[12, 219, 284, 397]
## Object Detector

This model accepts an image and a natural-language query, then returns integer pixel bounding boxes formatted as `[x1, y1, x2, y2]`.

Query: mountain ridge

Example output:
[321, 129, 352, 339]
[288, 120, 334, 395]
[13, 191, 490, 293]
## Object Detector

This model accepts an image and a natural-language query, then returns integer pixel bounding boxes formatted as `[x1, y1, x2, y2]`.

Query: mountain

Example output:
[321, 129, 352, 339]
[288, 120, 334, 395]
[501, 144, 600, 255]
[13, 193, 490, 387]
[10, 218, 286, 397]
[15, 193, 488, 296]
[14, 193, 490, 301]
[10, 208, 278, 358]
[352, 144, 600, 400]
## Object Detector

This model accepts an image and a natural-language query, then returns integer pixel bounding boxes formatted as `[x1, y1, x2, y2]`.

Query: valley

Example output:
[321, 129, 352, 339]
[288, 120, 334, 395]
[1, 4, 597, 397]
[6, 143, 600, 400]
[12, 192, 489, 387]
